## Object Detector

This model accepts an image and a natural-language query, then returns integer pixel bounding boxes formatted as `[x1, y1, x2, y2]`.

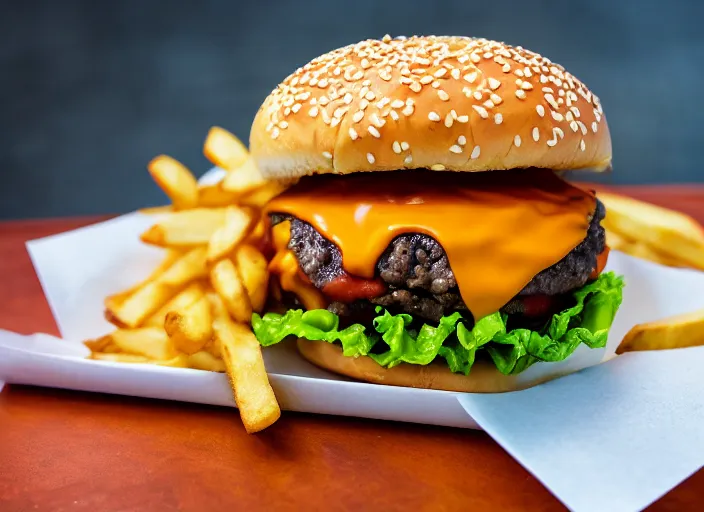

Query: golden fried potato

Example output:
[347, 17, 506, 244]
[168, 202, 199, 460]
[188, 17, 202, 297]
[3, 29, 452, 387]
[206, 206, 255, 263]
[617, 308, 704, 354]
[148, 155, 199, 210]
[140, 208, 228, 248]
[210, 258, 253, 324]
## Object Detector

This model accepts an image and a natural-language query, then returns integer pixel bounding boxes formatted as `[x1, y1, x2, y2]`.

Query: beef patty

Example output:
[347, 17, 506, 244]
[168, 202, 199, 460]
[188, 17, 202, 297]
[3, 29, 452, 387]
[272, 199, 605, 322]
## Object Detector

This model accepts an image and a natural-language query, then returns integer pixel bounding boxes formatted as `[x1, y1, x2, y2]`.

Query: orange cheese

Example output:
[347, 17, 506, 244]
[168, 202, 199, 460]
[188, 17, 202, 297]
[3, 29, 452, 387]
[266, 169, 596, 320]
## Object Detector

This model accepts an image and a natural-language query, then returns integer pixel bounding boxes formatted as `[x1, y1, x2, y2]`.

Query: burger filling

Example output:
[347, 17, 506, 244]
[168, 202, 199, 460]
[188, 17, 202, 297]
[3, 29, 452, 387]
[253, 169, 624, 376]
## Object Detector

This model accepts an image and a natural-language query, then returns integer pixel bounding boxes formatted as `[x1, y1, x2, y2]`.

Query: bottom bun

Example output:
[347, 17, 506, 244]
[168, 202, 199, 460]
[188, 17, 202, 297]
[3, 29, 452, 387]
[296, 339, 550, 393]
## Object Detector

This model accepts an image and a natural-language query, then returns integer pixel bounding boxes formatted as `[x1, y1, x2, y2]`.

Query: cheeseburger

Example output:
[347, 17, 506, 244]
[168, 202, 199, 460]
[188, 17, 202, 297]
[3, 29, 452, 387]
[249, 35, 624, 392]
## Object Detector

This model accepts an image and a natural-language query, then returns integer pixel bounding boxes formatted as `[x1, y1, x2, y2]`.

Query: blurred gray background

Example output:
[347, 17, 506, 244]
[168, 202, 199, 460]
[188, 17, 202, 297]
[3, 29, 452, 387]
[2, 0, 703, 219]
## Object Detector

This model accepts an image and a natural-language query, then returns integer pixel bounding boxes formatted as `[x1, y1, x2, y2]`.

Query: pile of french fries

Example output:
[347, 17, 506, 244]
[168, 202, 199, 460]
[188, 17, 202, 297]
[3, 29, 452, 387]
[598, 191, 704, 271]
[84, 127, 286, 433]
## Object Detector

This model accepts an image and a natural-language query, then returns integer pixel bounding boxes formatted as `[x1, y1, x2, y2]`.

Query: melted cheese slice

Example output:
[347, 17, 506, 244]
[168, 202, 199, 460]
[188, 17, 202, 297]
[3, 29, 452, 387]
[266, 169, 596, 320]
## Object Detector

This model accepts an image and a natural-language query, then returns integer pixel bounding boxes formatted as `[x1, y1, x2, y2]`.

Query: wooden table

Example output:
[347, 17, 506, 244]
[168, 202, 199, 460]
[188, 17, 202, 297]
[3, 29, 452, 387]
[2, 185, 703, 512]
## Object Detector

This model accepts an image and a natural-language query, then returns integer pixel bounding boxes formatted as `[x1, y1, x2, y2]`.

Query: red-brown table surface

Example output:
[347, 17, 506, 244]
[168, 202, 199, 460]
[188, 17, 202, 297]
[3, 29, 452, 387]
[1, 185, 703, 512]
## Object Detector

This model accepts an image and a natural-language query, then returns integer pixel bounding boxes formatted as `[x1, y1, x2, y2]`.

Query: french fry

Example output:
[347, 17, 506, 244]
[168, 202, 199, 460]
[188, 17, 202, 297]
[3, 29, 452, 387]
[89, 328, 178, 360]
[138, 205, 173, 215]
[140, 208, 228, 248]
[104, 250, 182, 312]
[186, 351, 226, 372]
[203, 126, 250, 171]
[147, 155, 200, 210]
[599, 192, 704, 270]
[206, 206, 256, 263]
[144, 281, 205, 328]
[211, 294, 280, 433]
[240, 181, 288, 208]
[221, 157, 267, 195]
[91, 353, 152, 364]
[198, 184, 240, 208]
[210, 258, 253, 324]
[235, 245, 269, 312]
[626, 242, 689, 269]
[616, 308, 704, 354]
[164, 295, 213, 354]
[110, 247, 208, 327]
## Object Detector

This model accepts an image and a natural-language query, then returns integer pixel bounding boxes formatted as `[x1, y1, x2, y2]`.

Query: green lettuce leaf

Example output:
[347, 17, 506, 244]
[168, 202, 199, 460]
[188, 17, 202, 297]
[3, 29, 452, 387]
[252, 271, 624, 376]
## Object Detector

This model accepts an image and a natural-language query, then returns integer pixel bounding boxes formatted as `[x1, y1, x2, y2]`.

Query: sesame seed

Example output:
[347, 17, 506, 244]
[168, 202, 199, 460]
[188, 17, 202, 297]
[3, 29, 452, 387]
[352, 110, 364, 123]
[431, 164, 446, 170]
[321, 109, 331, 124]
[291, 103, 302, 113]
[451, 68, 460, 80]
[458, 135, 467, 145]
[450, 145, 463, 154]
[404, 154, 413, 164]
[565, 111, 574, 121]
[359, 99, 369, 110]
[406, 98, 415, 106]
[471, 53, 481, 63]
[547, 138, 557, 147]
[558, 89, 565, 97]
[490, 93, 502, 104]
[515, 68, 524, 77]
[555, 127, 564, 139]
[578, 121, 587, 135]
[322, 151, 332, 159]
[420, 75, 434, 85]
[399, 76, 412, 85]
[401, 141, 409, 150]
[514, 135, 522, 147]
[473, 105, 489, 119]
[319, 96, 330, 106]
[483, 100, 495, 108]
[309, 77, 318, 87]
[591, 122, 598, 133]
[594, 111, 602, 122]
[428, 111, 441, 122]
[464, 72, 478, 83]
[536, 105, 545, 117]
[368, 126, 381, 138]
[515, 89, 527, 99]
[392, 141, 402, 154]
[457, 55, 469, 64]
[343, 93, 353, 104]
[570, 120, 579, 132]
[551, 110, 564, 121]
[521, 81, 533, 90]
[391, 99, 404, 109]
[366, 153, 375, 164]
[494, 113, 503, 124]
[532, 127, 540, 141]
[540, 75, 548, 83]
[580, 140, 586, 151]
[284, 107, 291, 116]
[450, 109, 458, 119]
[470, 145, 481, 159]
[545, 94, 559, 110]
[457, 115, 469, 123]
[409, 82, 422, 93]
[402, 104, 414, 116]
[389, 110, 399, 121]
[438, 90, 450, 101]
[488, 77, 501, 90]
[279, 121, 289, 129]
[444, 113, 454, 127]
[570, 106, 581, 118]
[351, 71, 363, 81]
[483, 51, 493, 59]
[515, 78, 523, 87]
[502, 63, 511, 73]
[432, 81, 441, 89]
[433, 68, 447, 78]
[349, 127, 359, 140]
[370, 113, 385, 127]
[308, 106, 319, 117]
[310, 98, 317, 105]
[361, 58, 370, 69]
[271, 127, 280, 139]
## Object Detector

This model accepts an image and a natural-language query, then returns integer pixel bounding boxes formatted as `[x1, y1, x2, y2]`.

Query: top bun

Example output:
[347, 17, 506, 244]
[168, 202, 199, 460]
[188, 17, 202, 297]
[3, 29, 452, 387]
[250, 35, 612, 180]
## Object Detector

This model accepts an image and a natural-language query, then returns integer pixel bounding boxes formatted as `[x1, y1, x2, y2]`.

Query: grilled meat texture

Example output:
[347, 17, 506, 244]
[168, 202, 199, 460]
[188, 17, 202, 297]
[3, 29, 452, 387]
[274, 199, 605, 322]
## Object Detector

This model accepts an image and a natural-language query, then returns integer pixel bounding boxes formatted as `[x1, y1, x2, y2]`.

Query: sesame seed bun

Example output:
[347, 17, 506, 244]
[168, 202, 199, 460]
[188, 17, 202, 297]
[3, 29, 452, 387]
[296, 338, 556, 393]
[250, 35, 612, 180]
